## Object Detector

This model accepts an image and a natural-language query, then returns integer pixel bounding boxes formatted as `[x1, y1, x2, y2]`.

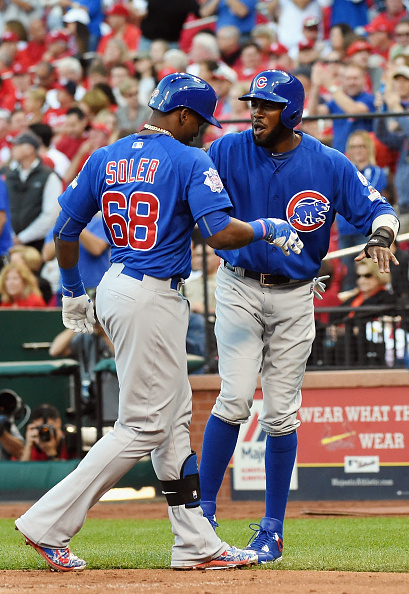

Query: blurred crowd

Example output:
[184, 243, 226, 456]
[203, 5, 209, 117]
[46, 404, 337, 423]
[0, 0, 408, 367]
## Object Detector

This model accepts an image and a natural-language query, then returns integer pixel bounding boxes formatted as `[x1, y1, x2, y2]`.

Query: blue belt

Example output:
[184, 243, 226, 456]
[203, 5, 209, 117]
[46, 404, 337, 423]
[122, 266, 182, 290]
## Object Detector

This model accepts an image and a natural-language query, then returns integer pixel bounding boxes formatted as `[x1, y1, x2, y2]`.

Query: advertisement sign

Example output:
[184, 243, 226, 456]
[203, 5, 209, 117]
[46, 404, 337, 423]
[297, 387, 409, 466]
[232, 386, 409, 500]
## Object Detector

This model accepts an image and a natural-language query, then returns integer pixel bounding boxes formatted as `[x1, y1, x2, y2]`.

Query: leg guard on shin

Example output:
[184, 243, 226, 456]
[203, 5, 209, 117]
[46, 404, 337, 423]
[161, 452, 201, 508]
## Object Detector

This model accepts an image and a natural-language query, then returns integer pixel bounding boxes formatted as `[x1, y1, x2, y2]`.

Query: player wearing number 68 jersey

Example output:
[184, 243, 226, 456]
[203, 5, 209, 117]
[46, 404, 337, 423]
[15, 73, 303, 571]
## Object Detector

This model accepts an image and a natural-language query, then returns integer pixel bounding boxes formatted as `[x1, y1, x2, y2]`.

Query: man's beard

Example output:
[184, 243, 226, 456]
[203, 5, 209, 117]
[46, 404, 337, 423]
[251, 126, 277, 149]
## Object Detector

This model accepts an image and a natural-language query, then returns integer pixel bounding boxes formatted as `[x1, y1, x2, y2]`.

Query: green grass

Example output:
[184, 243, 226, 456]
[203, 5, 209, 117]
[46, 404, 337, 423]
[2, 516, 409, 572]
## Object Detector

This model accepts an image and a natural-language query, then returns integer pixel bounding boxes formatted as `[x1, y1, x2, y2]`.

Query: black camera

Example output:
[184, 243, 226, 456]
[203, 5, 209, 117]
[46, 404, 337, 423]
[37, 424, 56, 442]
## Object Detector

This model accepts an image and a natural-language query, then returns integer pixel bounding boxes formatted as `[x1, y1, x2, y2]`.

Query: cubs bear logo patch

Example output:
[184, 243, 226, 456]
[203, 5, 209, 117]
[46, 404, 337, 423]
[286, 190, 330, 232]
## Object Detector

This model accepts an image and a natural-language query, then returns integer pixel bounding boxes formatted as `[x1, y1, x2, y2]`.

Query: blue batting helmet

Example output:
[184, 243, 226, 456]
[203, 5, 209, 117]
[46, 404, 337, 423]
[148, 72, 222, 128]
[239, 70, 305, 129]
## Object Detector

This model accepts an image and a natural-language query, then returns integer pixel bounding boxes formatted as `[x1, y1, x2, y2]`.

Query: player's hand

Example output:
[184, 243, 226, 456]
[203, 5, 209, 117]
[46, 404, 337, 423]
[355, 246, 399, 273]
[312, 275, 330, 300]
[62, 294, 95, 334]
[261, 218, 304, 255]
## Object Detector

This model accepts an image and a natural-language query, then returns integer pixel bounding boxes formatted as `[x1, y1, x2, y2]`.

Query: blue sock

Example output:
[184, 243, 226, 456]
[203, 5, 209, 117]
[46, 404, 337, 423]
[199, 415, 240, 509]
[265, 432, 298, 534]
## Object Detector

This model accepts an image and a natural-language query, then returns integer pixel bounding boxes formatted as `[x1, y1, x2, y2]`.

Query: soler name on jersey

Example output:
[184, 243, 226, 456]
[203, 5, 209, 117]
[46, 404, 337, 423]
[105, 158, 160, 185]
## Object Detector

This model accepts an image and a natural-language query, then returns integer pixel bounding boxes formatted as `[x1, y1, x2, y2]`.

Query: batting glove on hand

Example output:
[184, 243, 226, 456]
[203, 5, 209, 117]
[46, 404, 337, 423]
[62, 294, 95, 334]
[312, 275, 330, 300]
[261, 218, 304, 256]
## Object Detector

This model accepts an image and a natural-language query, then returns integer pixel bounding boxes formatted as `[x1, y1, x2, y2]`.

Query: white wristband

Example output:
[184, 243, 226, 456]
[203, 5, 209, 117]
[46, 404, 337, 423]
[372, 214, 400, 240]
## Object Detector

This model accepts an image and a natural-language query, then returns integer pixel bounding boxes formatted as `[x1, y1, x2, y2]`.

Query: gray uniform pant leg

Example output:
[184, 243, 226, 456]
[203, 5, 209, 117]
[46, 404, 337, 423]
[16, 265, 225, 563]
[212, 265, 315, 435]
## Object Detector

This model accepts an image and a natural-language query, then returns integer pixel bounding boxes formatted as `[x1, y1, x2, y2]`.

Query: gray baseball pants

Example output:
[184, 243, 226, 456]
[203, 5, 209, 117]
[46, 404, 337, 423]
[212, 264, 316, 435]
[16, 263, 226, 567]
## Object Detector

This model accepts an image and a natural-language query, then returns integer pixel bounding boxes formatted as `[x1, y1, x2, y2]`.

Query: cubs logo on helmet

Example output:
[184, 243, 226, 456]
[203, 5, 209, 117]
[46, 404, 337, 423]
[256, 76, 268, 89]
[286, 190, 330, 232]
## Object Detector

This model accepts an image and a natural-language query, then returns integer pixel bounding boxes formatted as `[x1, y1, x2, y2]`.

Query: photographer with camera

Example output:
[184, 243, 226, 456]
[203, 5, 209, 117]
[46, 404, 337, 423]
[0, 390, 25, 460]
[20, 404, 73, 461]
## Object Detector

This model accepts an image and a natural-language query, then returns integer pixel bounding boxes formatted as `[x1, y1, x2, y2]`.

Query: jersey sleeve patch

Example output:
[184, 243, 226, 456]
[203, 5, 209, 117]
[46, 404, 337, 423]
[357, 171, 369, 186]
[203, 167, 224, 193]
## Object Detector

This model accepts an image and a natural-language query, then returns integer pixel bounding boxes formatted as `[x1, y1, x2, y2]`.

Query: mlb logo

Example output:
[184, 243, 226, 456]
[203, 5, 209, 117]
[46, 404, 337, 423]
[192, 490, 198, 499]
[132, 141, 144, 149]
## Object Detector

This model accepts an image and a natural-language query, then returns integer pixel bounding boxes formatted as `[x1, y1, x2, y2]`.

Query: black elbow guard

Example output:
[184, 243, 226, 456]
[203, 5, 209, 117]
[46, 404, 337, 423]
[364, 227, 393, 258]
[161, 452, 201, 508]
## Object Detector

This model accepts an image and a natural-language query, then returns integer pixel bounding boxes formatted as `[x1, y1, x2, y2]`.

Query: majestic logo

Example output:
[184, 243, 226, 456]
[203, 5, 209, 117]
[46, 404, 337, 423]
[256, 76, 268, 89]
[286, 190, 330, 232]
[203, 167, 224, 193]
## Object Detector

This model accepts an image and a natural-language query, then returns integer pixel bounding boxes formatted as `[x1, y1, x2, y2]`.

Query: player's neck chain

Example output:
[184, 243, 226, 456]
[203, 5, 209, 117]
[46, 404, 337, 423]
[142, 124, 175, 139]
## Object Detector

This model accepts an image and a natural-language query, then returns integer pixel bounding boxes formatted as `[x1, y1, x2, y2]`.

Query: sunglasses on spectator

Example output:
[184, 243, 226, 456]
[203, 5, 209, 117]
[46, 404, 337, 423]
[356, 273, 373, 279]
[395, 31, 409, 37]
[322, 59, 342, 64]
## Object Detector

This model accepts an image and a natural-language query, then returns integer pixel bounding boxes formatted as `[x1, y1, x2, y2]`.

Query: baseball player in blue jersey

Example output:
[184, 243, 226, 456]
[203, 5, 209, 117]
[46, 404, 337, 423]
[14, 73, 303, 572]
[199, 70, 400, 563]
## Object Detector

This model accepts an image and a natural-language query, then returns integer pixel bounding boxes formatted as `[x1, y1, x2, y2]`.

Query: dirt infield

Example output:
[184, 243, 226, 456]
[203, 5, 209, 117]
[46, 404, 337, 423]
[2, 500, 409, 594]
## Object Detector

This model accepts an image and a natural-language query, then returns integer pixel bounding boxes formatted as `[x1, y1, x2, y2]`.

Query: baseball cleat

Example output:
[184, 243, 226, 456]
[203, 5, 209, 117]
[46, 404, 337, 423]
[174, 546, 258, 570]
[245, 516, 283, 564]
[16, 528, 86, 572]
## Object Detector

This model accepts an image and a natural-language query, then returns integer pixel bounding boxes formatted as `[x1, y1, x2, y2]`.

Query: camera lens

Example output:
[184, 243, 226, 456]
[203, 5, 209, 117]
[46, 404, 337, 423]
[38, 424, 55, 442]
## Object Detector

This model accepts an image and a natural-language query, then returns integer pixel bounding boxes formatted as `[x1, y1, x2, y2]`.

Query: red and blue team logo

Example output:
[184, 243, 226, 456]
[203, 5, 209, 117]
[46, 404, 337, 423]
[256, 76, 268, 89]
[286, 190, 330, 233]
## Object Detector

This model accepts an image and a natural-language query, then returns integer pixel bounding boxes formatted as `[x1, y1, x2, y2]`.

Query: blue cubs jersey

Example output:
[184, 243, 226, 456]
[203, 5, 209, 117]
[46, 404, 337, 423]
[337, 164, 387, 237]
[0, 177, 12, 257]
[209, 129, 397, 279]
[58, 133, 232, 279]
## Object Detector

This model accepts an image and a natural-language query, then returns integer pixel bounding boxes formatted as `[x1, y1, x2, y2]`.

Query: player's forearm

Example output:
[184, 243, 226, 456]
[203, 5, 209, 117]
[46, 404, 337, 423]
[55, 237, 80, 269]
[206, 218, 255, 250]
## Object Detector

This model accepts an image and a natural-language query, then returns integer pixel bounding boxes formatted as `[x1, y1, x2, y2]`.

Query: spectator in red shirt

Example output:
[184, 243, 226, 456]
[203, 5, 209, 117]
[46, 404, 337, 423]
[0, 262, 46, 309]
[43, 81, 77, 133]
[55, 106, 89, 161]
[43, 30, 73, 65]
[367, 0, 408, 33]
[97, 3, 141, 58]
[9, 64, 32, 112]
[0, 31, 20, 75]
[19, 19, 47, 70]
[235, 41, 268, 82]
[365, 20, 395, 62]
[216, 25, 242, 68]
[63, 121, 111, 185]
[20, 404, 75, 461]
